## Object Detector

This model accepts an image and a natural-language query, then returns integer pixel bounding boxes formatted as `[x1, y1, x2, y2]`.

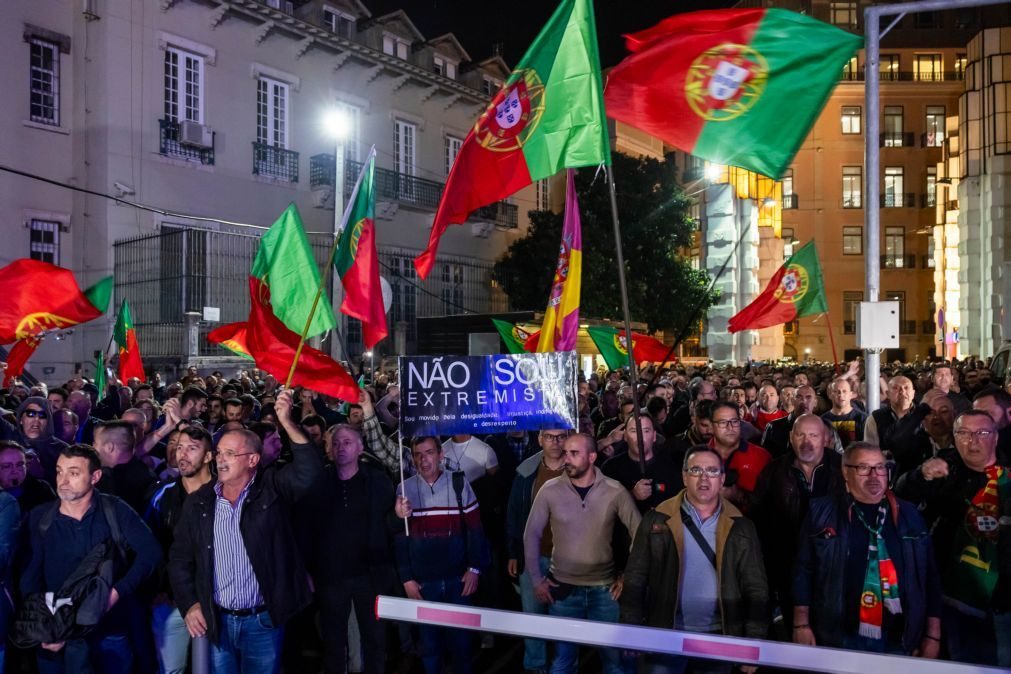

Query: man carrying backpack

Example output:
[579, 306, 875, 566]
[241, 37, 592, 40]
[18, 444, 161, 673]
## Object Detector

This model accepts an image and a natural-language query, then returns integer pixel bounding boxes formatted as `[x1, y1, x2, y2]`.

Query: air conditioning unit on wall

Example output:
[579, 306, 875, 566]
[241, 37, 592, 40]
[179, 121, 213, 149]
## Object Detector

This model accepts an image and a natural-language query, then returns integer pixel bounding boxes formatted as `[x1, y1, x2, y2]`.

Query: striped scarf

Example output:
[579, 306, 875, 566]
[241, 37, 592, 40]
[855, 502, 902, 639]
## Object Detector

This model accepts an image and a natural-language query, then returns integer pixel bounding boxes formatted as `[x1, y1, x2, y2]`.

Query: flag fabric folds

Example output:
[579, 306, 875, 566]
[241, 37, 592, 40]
[207, 322, 253, 360]
[94, 350, 107, 398]
[334, 147, 388, 349]
[586, 326, 672, 370]
[114, 300, 145, 382]
[604, 8, 862, 178]
[535, 170, 582, 353]
[2, 336, 42, 387]
[245, 278, 359, 403]
[251, 204, 336, 338]
[728, 240, 827, 333]
[0, 259, 112, 344]
[414, 0, 610, 279]
[491, 319, 538, 355]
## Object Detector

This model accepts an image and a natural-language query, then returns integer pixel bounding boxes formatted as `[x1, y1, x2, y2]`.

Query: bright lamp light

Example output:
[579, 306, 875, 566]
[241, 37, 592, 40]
[705, 164, 722, 181]
[322, 108, 351, 140]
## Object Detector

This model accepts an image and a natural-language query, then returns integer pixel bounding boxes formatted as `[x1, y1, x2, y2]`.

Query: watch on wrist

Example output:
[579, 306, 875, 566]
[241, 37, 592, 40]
[467, 567, 481, 575]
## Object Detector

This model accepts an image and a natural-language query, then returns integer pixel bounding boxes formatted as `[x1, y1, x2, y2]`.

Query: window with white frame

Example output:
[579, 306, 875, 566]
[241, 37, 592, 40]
[925, 105, 945, 147]
[445, 135, 462, 176]
[842, 166, 862, 208]
[433, 55, 457, 80]
[536, 179, 550, 211]
[926, 166, 937, 207]
[843, 226, 863, 255]
[164, 46, 204, 123]
[883, 106, 904, 146]
[830, 1, 857, 28]
[29, 38, 60, 125]
[336, 102, 361, 164]
[383, 35, 409, 60]
[885, 226, 905, 267]
[29, 219, 60, 264]
[322, 8, 355, 38]
[884, 166, 904, 207]
[782, 227, 795, 257]
[256, 77, 289, 148]
[914, 54, 943, 82]
[843, 291, 863, 333]
[842, 56, 859, 80]
[841, 105, 861, 134]
[395, 119, 417, 201]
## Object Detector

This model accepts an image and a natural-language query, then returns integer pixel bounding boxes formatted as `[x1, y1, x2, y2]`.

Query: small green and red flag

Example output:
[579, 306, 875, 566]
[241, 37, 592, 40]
[0, 259, 112, 344]
[491, 319, 539, 355]
[604, 8, 862, 178]
[113, 299, 145, 382]
[585, 326, 673, 371]
[334, 147, 387, 349]
[207, 322, 253, 360]
[415, 0, 610, 278]
[728, 240, 827, 332]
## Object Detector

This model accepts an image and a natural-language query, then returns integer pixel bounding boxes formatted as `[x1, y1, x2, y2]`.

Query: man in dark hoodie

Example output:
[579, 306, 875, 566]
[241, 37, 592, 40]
[0, 397, 68, 486]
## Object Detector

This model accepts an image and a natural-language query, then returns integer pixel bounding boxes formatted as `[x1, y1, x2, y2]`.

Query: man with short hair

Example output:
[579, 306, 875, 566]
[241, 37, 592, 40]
[133, 384, 155, 405]
[821, 377, 867, 446]
[753, 384, 787, 433]
[865, 375, 916, 450]
[0, 441, 55, 517]
[890, 389, 956, 477]
[602, 415, 683, 513]
[973, 386, 1011, 464]
[206, 394, 224, 432]
[524, 434, 640, 674]
[94, 420, 157, 516]
[793, 443, 942, 657]
[0, 397, 68, 486]
[709, 402, 771, 511]
[621, 446, 767, 673]
[178, 387, 208, 422]
[51, 409, 79, 445]
[21, 444, 161, 673]
[762, 386, 842, 458]
[895, 410, 1010, 665]
[933, 363, 970, 414]
[223, 399, 244, 423]
[46, 388, 69, 412]
[668, 380, 717, 437]
[168, 390, 323, 672]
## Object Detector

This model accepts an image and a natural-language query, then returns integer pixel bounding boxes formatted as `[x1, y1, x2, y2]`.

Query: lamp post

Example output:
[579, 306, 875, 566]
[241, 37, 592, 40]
[322, 108, 351, 360]
[364, 350, 374, 383]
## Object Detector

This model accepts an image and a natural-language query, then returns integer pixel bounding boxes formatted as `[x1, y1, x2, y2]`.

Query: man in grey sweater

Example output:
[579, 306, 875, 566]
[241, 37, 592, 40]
[523, 433, 641, 674]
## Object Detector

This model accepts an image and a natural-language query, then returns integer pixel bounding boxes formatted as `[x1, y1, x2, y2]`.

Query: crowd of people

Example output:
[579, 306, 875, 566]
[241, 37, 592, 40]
[0, 355, 1007, 674]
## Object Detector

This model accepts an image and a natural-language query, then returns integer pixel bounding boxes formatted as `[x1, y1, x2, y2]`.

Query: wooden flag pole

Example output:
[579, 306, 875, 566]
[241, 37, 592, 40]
[396, 424, 409, 537]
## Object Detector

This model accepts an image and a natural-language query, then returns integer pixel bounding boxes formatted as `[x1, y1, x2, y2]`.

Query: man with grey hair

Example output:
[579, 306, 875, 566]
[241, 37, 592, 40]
[864, 375, 916, 450]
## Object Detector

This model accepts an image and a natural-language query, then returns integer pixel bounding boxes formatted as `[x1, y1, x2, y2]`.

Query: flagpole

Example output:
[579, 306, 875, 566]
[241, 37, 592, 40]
[285, 235, 343, 388]
[396, 425, 409, 537]
[604, 165, 647, 477]
[823, 313, 841, 375]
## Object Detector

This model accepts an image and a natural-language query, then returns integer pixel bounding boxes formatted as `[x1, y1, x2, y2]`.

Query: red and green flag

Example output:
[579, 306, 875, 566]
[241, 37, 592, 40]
[252, 204, 336, 337]
[113, 299, 145, 382]
[208, 322, 253, 360]
[2, 336, 42, 387]
[729, 240, 827, 332]
[94, 349, 107, 397]
[334, 147, 387, 349]
[415, 0, 610, 279]
[0, 259, 112, 344]
[586, 326, 673, 370]
[604, 8, 862, 178]
[491, 319, 539, 355]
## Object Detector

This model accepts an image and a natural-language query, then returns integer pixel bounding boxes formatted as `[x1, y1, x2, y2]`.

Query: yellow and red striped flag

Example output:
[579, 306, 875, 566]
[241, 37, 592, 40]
[535, 169, 582, 352]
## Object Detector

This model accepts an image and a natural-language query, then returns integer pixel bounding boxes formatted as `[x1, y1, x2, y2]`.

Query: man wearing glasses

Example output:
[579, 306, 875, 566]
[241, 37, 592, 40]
[708, 402, 771, 512]
[621, 446, 767, 674]
[794, 442, 941, 658]
[895, 410, 1010, 665]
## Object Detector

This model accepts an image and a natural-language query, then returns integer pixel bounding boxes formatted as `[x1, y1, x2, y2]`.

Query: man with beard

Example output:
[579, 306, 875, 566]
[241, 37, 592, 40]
[667, 379, 718, 438]
[147, 426, 215, 674]
[0, 441, 55, 518]
[523, 434, 640, 674]
[602, 415, 684, 513]
[0, 397, 67, 486]
[668, 399, 716, 458]
[793, 443, 941, 657]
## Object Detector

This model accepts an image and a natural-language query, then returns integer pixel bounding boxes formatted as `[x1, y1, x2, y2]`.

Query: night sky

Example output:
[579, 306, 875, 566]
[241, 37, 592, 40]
[367, 0, 736, 67]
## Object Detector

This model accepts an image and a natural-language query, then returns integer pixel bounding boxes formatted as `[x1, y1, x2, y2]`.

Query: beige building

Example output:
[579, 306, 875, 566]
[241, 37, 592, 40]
[2, 0, 541, 380]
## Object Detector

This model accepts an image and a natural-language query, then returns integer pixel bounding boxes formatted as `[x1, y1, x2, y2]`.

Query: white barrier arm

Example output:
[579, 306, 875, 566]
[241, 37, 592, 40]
[376, 596, 1008, 674]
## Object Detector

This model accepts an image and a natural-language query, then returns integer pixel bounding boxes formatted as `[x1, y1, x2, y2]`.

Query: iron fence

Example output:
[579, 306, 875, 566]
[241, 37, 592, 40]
[252, 143, 299, 182]
[159, 119, 215, 165]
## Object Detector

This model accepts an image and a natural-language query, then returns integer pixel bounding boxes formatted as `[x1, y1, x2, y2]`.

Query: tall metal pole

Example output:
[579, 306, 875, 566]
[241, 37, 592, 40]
[864, 6, 882, 412]
[330, 139, 346, 361]
[604, 165, 647, 477]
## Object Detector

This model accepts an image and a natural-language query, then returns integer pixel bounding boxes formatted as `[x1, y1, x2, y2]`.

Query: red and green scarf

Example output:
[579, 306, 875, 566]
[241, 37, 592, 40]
[949, 465, 1009, 612]
[855, 502, 902, 639]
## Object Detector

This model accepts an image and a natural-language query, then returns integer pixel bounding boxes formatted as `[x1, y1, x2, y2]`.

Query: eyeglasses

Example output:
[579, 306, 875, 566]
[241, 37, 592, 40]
[954, 429, 994, 442]
[217, 450, 255, 460]
[540, 433, 567, 443]
[22, 410, 47, 419]
[685, 466, 723, 478]
[0, 462, 26, 471]
[844, 464, 888, 476]
[713, 419, 741, 429]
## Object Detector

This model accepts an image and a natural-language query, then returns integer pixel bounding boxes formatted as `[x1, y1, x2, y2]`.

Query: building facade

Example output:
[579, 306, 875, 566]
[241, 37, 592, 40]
[4, 0, 538, 380]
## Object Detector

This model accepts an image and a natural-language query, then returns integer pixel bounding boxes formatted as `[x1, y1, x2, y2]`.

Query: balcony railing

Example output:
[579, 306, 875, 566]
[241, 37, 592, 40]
[842, 196, 862, 209]
[920, 132, 945, 148]
[782, 194, 799, 210]
[841, 70, 865, 82]
[252, 142, 299, 182]
[159, 119, 215, 165]
[880, 131, 915, 147]
[474, 201, 519, 229]
[900, 320, 917, 334]
[881, 192, 916, 208]
[881, 254, 917, 269]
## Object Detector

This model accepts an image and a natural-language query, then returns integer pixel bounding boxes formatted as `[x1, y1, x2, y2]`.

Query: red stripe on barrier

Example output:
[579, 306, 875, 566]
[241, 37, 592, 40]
[417, 606, 482, 628]
[682, 638, 760, 661]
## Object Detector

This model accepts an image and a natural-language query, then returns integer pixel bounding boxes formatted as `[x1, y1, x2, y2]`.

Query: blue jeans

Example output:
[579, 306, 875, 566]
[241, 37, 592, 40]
[547, 584, 633, 674]
[152, 604, 190, 674]
[518, 556, 551, 671]
[210, 610, 284, 674]
[640, 654, 732, 674]
[418, 577, 472, 674]
[994, 612, 1011, 667]
[943, 604, 997, 665]
[36, 633, 133, 674]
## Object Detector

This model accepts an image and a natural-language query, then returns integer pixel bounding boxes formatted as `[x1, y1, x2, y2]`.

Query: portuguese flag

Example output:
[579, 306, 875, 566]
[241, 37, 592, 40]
[415, 0, 610, 279]
[94, 350, 107, 398]
[729, 240, 827, 332]
[491, 319, 538, 355]
[604, 8, 862, 178]
[252, 204, 336, 338]
[208, 322, 253, 360]
[114, 299, 145, 382]
[335, 148, 387, 349]
[0, 259, 112, 344]
[586, 326, 672, 370]
[2, 336, 42, 387]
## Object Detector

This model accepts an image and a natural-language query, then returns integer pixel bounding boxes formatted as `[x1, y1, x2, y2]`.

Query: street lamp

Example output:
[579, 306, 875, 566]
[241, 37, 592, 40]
[363, 350, 374, 382]
[322, 107, 351, 359]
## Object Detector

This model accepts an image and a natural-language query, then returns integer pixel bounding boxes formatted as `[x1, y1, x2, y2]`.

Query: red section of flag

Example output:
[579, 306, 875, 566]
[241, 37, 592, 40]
[245, 278, 359, 402]
[2, 336, 41, 387]
[727, 264, 796, 333]
[118, 330, 146, 382]
[682, 637, 760, 661]
[341, 220, 388, 348]
[604, 9, 762, 153]
[207, 322, 253, 359]
[417, 606, 482, 628]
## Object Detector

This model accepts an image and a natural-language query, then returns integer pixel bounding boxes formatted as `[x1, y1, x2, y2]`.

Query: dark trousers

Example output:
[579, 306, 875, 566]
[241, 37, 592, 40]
[318, 576, 385, 674]
[418, 577, 472, 674]
[36, 633, 132, 674]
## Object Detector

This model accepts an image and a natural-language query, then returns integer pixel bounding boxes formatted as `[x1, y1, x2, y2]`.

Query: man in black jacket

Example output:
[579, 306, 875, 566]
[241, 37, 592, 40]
[307, 423, 397, 674]
[94, 420, 157, 516]
[168, 389, 321, 673]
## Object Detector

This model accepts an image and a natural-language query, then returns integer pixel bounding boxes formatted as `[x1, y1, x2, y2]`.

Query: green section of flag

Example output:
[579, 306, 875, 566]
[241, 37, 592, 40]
[694, 9, 862, 178]
[334, 154, 375, 278]
[586, 326, 626, 371]
[95, 350, 106, 397]
[83, 276, 114, 314]
[514, 0, 611, 177]
[491, 319, 530, 355]
[251, 204, 337, 338]
[113, 299, 133, 347]
[788, 240, 828, 317]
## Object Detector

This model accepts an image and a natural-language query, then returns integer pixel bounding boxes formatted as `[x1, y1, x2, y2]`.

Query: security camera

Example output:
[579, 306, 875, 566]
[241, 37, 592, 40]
[113, 181, 135, 196]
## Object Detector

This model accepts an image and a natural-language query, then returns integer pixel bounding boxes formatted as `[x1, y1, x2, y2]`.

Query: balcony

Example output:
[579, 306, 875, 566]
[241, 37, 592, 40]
[881, 254, 917, 269]
[252, 143, 299, 183]
[881, 192, 916, 208]
[900, 320, 917, 334]
[159, 119, 215, 165]
[841, 70, 864, 82]
[880, 131, 915, 147]
[782, 194, 799, 210]
[842, 196, 862, 209]
[474, 201, 519, 229]
[920, 132, 945, 148]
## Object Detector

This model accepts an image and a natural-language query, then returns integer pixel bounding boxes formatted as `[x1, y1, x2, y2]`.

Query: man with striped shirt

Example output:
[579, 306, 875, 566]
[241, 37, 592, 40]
[168, 389, 322, 674]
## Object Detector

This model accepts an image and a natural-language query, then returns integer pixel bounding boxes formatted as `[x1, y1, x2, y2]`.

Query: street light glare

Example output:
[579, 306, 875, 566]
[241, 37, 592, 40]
[323, 109, 351, 139]
[705, 164, 722, 181]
